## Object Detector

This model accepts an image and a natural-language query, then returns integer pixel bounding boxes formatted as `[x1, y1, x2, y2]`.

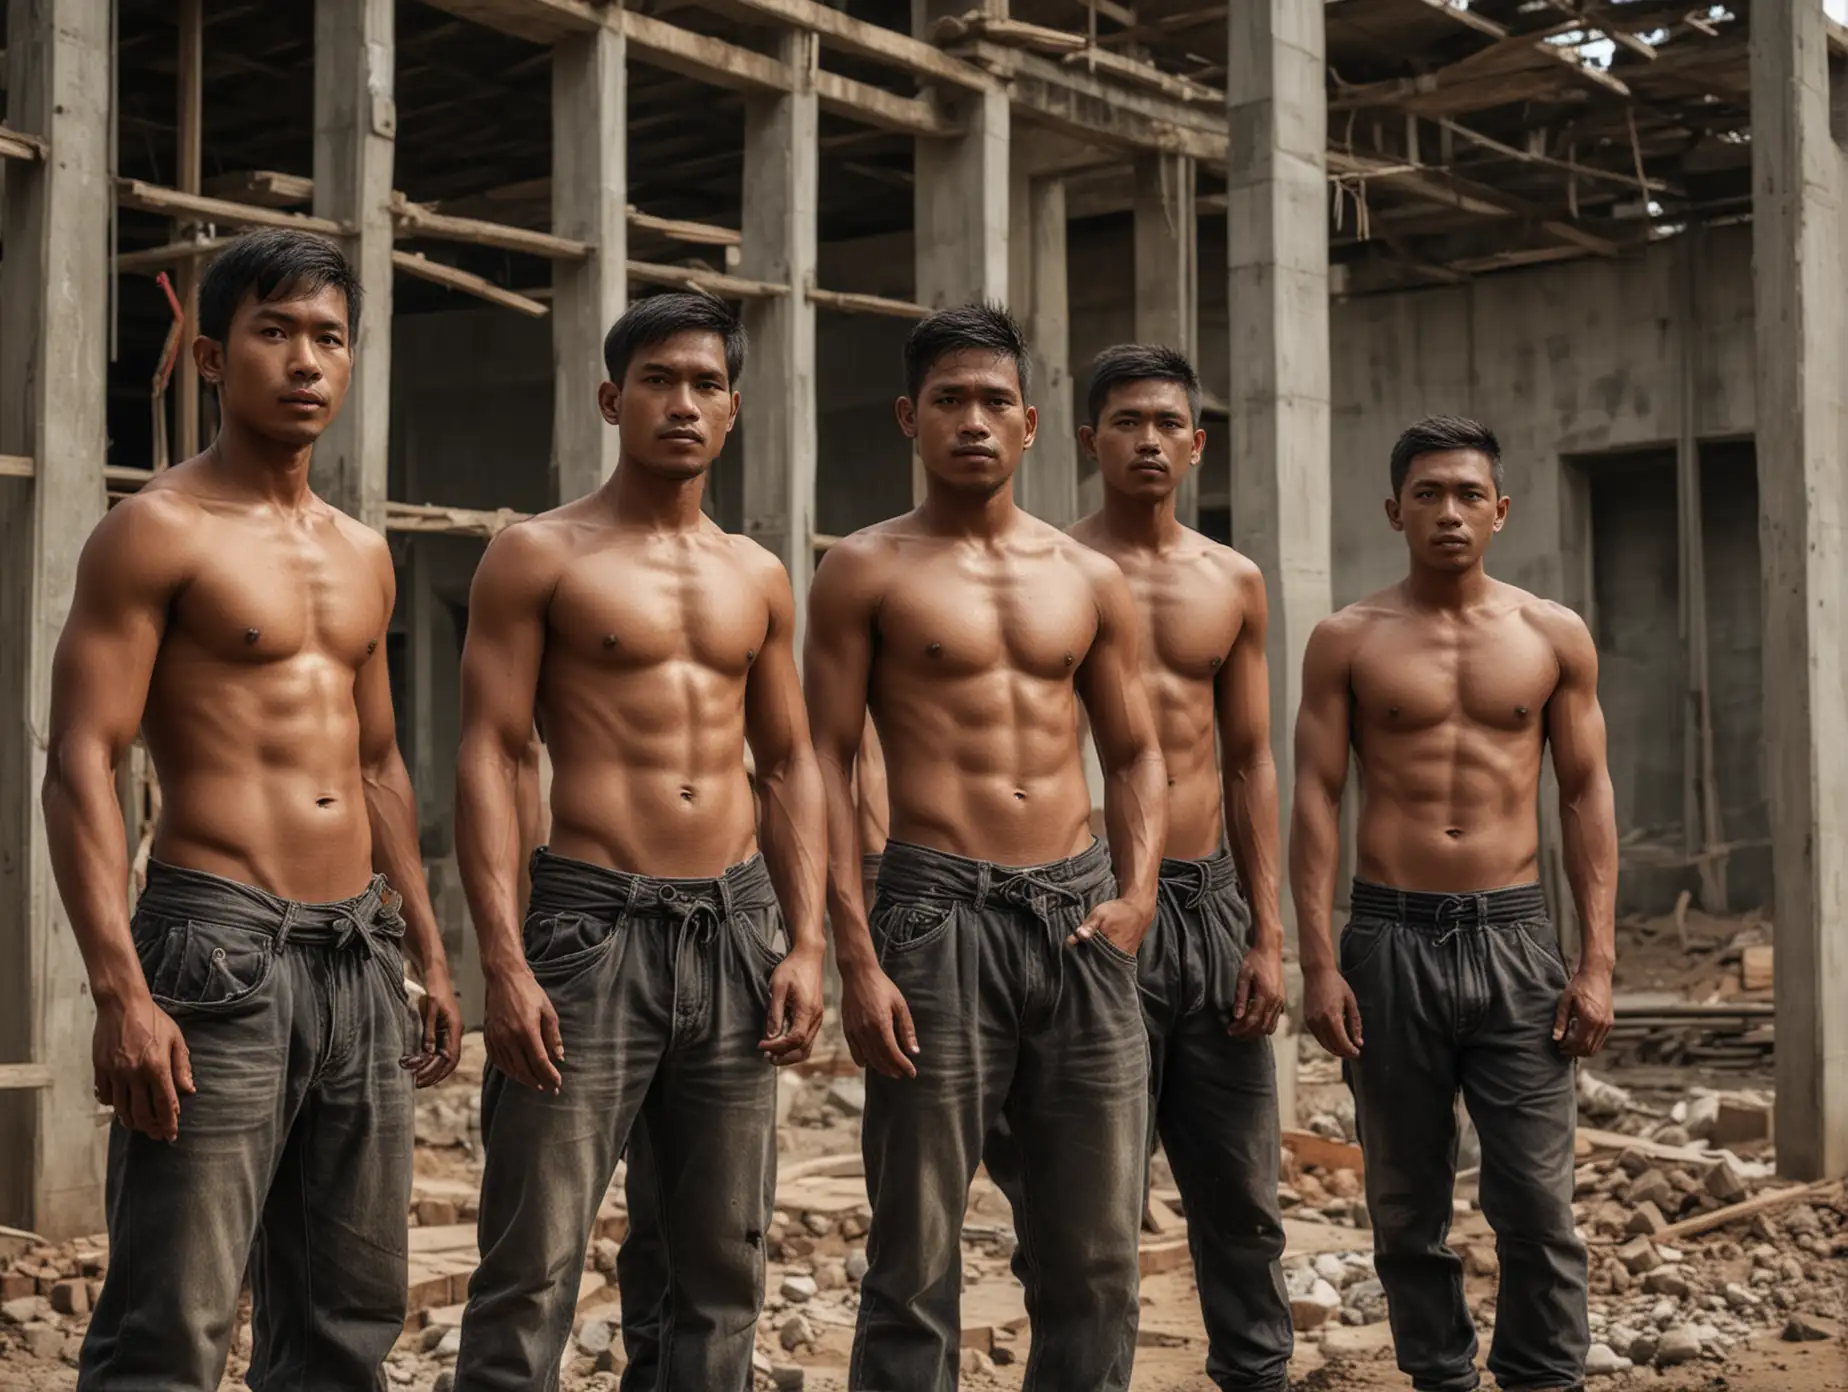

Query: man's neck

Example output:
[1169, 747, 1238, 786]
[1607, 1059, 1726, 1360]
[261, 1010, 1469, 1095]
[204, 423, 316, 512]
[1404, 560, 1493, 611]
[918, 474, 1017, 538]
[1097, 485, 1183, 552]
[604, 457, 709, 531]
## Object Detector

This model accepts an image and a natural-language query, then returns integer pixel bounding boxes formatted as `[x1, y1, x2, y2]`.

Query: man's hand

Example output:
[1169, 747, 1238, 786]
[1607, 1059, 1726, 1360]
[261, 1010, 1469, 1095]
[1304, 964, 1363, 1060]
[1230, 939, 1286, 1039]
[760, 944, 825, 1067]
[841, 961, 918, 1080]
[1068, 897, 1153, 957]
[94, 994, 194, 1142]
[1553, 965, 1614, 1057]
[403, 969, 463, 1089]
[483, 966, 563, 1094]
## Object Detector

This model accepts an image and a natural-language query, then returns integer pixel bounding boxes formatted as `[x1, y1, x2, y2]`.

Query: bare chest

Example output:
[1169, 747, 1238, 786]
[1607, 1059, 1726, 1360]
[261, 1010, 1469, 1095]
[548, 545, 768, 676]
[1352, 618, 1557, 735]
[1118, 560, 1243, 685]
[169, 518, 384, 668]
[876, 552, 1096, 682]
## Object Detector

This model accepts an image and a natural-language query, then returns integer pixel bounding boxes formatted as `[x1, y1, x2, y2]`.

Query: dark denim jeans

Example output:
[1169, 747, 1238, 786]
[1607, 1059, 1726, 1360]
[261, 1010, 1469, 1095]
[1343, 880, 1590, 1392]
[849, 839, 1147, 1392]
[455, 849, 785, 1392]
[78, 860, 416, 1392]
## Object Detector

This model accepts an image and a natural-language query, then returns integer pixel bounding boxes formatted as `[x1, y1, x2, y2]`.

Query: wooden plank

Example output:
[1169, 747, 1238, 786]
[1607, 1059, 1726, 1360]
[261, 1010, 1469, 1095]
[1057, 43, 1222, 106]
[0, 125, 47, 161]
[114, 236, 235, 273]
[1655, 1180, 1842, 1243]
[627, 259, 788, 299]
[411, 0, 603, 44]
[202, 168, 315, 207]
[115, 179, 348, 236]
[1282, 1128, 1364, 1173]
[934, 11, 1090, 55]
[1742, 944, 1774, 991]
[779, 1151, 863, 1182]
[0, 1065, 54, 1091]
[813, 71, 961, 138]
[392, 251, 549, 317]
[0, 455, 34, 479]
[392, 194, 592, 261]
[386, 502, 532, 539]
[628, 206, 740, 248]
[806, 286, 932, 319]
[694, 0, 995, 91]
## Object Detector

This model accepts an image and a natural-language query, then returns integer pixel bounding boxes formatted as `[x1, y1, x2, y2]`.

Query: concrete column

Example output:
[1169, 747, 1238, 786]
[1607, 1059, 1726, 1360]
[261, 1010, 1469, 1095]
[312, 0, 395, 531]
[1227, 0, 1330, 944]
[741, 31, 820, 652]
[552, 25, 627, 504]
[1751, 0, 1848, 1180]
[913, 87, 1009, 314]
[0, 0, 112, 1236]
[1134, 153, 1199, 527]
[1008, 159, 1077, 528]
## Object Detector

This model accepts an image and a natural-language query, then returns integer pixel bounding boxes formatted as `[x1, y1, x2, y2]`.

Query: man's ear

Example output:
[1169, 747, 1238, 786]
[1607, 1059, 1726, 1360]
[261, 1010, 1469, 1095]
[895, 396, 918, 440]
[598, 380, 621, 426]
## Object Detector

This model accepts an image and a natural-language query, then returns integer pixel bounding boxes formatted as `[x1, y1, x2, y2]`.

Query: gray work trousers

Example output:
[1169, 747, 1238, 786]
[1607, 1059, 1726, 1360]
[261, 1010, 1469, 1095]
[454, 849, 785, 1392]
[849, 838, 1148, 1392]
[79, 860, 416, 1392]
[1343, 880, 1590, 1392]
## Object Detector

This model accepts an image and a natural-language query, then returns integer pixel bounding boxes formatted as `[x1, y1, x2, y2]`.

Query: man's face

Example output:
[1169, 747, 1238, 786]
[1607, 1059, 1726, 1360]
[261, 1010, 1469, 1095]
[1386, 448, 1508, 569]
[197, 283, 352, 447]
[599, 330, 739, 480]
[1079, 378, 1203, 502]
[897, 349, 1037, 493]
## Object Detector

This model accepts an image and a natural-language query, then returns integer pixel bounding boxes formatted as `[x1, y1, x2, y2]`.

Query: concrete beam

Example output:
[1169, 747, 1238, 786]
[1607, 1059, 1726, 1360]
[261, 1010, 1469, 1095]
[741, 32, 821, 654]
[1133, 152, 1199, 527]
[1751, 0, 1848, 1180]
[0, 0, 112, 1237]
[551, 25, 627, 503]
[312, 0, 396, 532]
[1227, 0, 1331, 947]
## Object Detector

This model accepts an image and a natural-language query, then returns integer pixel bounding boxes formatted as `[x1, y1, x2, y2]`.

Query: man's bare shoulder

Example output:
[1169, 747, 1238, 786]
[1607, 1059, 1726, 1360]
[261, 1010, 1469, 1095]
[720, 530, 797, 601]
[82, 486, 208, 587]
[1199, 535, 1264, 595]
[1510, 587, 1595, 665]
[811, 516, 918, 583]
[473, 510, 588, 600]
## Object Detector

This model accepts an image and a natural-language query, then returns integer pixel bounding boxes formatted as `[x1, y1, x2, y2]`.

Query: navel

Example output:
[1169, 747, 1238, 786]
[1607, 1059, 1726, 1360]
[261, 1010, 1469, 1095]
[245, 627, 260, 645]
[1445, 828, 1463, 839]
[679, 786, 697, 803]
[316, 796, 336, 809]
[1013, 790, 1027, 802]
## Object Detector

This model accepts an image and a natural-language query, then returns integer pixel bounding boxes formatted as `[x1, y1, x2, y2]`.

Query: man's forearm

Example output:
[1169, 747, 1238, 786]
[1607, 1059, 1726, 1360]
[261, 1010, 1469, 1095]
[362, 756, 449, 983]
[1289, 791, 1343, 974]
[1224, 753, 1284, 948]
[1102, 749, 1167, 911]
[756, 751, 829, 954]
[43, 753, 144, 1007]
[818, 756, 878, 973]
[456, 741, 527, 979]
[1562, 781, 1618, 973]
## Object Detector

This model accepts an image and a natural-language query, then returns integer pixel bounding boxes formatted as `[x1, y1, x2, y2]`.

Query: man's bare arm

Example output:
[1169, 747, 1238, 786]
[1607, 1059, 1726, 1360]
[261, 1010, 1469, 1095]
[455, 524, 563, 1091]
[1216, 559, 1286, 1035]
[352, 534, 460, 1087]
[1541, 603, 1618, 1056]
[743, 554, 829, 1063]
[803, 540, 917, 1078]
[1073, 557, 1168, 945]
[1291, 614, 1364, 1058]
[42, 498, 193, 1139]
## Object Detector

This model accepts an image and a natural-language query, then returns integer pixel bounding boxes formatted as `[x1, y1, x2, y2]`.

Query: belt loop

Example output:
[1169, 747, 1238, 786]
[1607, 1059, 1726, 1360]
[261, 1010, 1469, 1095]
[276, 900, 299, 951]
[974, 862, 990, 913]
[1396, 888, 1407, 923]
[623, 875, 641, 919]
[718, 874, 736, 921]
[1475, 892, 1489, 926]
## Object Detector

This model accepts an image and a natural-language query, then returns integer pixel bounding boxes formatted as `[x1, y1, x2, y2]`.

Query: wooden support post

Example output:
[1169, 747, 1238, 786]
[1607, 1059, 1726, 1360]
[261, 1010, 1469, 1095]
[1007, 161, 1077, 527]
[175, 0, 203, 464]
[0, 0, 112, 1237]
[740, 31, 820, 653]
[552, 25, 627, 504]
[1133, 152, 1198, 526]
[1751, 0, 1848, 1180]
[1227, 0, 1331, 949]
[312, 0, 396, 532]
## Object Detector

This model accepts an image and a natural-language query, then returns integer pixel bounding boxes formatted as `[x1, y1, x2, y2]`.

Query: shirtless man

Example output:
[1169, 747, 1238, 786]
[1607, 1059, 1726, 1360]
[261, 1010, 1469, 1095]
[1065, 343, 1292, 1389]
[452, 292, 828, 1390]
[45, 229, 460, 1389]
[1291, 415, 1616, 1392]
[806, 303, 1168, 1391]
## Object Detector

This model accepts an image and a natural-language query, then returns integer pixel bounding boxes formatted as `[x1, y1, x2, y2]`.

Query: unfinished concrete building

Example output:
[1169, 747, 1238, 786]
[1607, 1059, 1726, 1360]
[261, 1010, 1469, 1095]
[0, 0, 1842, 1239]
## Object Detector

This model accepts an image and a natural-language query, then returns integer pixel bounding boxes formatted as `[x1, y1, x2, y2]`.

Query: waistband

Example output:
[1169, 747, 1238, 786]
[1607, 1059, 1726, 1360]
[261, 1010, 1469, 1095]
[529, 847, 776, 920]
[1159, 847, 1242, 905]
[137, 859, 402, 950]
[1349, 879, 1547, 930]
[877, 837, 1112, 912]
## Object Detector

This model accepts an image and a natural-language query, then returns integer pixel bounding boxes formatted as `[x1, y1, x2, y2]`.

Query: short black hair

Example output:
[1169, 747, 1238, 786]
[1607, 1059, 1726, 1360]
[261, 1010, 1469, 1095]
[1389, 415, 1503, 496]
[603, 291, 746, 387]
[1085, 343, 1201, 426]
[903, 302, 1031, 402]
[198, 228, 362, 343]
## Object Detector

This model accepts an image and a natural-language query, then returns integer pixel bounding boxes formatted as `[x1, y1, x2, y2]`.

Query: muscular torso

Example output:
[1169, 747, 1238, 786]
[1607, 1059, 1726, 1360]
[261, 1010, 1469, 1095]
[1074, 527, 1245, 861]
[1347, 583, 1561, 891]
[140, 483, 386, 901]
[864, 522, 1099, 865]
[538, 522, 766, 877]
